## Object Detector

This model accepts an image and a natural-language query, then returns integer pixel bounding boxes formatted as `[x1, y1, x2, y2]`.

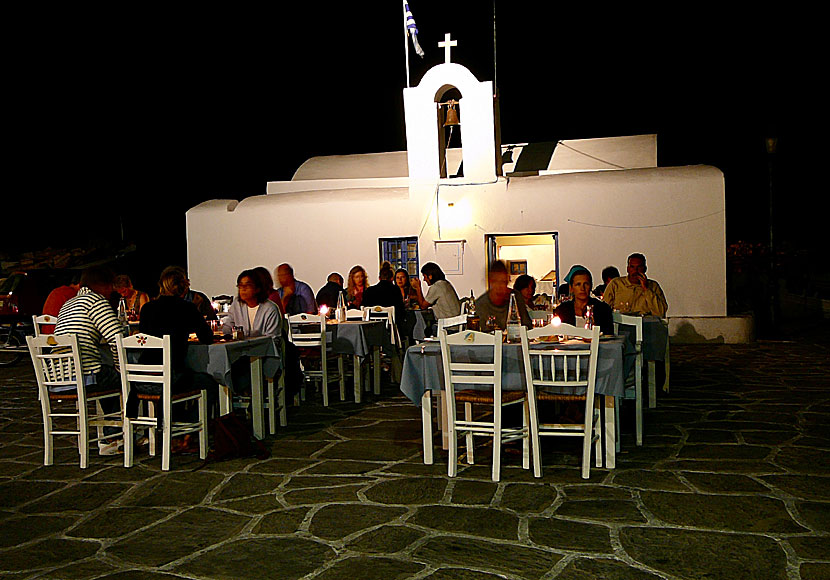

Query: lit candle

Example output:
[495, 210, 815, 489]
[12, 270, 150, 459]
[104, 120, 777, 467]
[319, 304, 329, 317]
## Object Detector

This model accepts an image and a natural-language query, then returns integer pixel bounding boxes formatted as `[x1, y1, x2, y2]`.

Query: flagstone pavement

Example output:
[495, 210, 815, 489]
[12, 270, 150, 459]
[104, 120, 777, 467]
[1, 326, 828, 580]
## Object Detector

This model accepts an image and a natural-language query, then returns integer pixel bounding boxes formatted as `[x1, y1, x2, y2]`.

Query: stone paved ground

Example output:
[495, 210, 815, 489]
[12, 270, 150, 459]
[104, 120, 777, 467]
[1, 328, 828, 580]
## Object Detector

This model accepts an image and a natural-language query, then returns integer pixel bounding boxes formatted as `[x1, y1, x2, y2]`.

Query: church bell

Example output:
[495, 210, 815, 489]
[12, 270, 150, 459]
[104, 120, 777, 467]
[442, 100, 460, 127]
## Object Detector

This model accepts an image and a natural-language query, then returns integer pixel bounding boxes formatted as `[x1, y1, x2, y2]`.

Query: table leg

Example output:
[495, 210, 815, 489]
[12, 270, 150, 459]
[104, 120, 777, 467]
[648, 361, 657, 408]
[353, 355, 362, 403]
[250, 356, 264, 440]
[373, 346, 381, 395]
[603, 395, 616, 469]
[219, 385, 231, 416]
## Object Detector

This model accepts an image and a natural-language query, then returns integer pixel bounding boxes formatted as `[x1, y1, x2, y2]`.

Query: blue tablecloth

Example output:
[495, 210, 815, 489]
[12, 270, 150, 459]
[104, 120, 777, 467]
[400, 337, 625, 406]
[185, 336, 281, 391]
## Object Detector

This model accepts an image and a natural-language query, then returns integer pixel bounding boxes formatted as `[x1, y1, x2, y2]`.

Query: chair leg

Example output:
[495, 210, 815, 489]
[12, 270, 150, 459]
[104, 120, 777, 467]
[447, 394, 458, 478]
[198, 391, 208, 460]
[338, 357, 346, 401]
[279, 374, 288, 427]
[614, 399, 621, 454]
[464, 402, 474, 465]
[525, 396, 542, 477]
[581, 401, 594, 480]
[491, 400, 502, 483]
[267, 378, 276, 435]
[79, 400, 89, 469]
[42, 399, 54, 466]
[161, 406, 172, 472]
[123, 416, 134, 468]
[648, 360, 657, 409]
[373, 347, 381, 395]
[421, 391, 433, 465]
[353, 355, 362, 403]
[664, 346, 670, 393]
[148, 403, 157, 457]
[636, 357, 644, 446]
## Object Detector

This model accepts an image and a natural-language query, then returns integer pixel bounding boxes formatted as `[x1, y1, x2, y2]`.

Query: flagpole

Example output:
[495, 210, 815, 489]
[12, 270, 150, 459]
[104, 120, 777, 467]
[403, 0, 410, 88]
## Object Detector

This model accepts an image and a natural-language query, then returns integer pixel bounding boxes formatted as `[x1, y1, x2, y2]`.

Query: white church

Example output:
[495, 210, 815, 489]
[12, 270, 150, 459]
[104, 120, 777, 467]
[185, 35, 751, 343]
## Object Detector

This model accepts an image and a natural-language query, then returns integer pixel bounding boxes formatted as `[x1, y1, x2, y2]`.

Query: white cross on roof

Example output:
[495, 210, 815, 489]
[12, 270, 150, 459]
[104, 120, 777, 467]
[438, 33, 457, 64]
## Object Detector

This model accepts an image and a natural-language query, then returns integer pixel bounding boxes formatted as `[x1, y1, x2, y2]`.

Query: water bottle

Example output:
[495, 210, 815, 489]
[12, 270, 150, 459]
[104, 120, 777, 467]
[117, 298, 129, 335]
[506, 293, 521, 343]
[466, 290, 480, 331]
[335, 291, 346, 322]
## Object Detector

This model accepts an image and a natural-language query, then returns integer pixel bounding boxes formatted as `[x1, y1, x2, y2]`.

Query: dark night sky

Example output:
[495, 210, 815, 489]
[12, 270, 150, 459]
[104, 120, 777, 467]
[9, 3, 809, 284]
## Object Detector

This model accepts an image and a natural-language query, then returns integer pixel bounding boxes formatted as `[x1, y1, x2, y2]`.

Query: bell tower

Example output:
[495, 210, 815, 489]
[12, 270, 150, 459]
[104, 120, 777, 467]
[403, 34, 498, 184]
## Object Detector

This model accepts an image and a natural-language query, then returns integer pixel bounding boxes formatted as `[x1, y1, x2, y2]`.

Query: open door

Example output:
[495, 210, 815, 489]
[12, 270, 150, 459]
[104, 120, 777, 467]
[484, 232, 560, 299]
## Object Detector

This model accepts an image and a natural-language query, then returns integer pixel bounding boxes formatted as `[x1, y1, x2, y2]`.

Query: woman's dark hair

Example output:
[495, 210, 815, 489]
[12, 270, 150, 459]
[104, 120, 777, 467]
[237, 269, 269, 303]
[421, 262, 445, 282]
[253, 266, 274, 293]
[601, 266, 620, 283]
[513, 274, 535, 293]
[394, 268, 410, 286]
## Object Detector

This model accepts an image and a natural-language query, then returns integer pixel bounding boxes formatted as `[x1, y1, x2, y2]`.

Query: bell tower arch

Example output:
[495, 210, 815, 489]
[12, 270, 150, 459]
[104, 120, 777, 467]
[403, 35, 497, 185]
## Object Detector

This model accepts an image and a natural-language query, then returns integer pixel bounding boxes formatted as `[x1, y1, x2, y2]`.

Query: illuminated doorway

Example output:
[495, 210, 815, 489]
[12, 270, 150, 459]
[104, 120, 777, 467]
[484, 232, 560, 299]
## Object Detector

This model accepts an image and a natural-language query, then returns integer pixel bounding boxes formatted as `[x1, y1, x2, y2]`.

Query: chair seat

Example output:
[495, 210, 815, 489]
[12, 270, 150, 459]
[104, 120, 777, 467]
[454, 389, 525, 404]
[48, 389, 121, 401]
[537, 392, 587, 403]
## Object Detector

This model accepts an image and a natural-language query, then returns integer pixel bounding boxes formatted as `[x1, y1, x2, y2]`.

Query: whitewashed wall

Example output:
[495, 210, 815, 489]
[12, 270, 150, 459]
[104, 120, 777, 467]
[186, 164, 725, 317]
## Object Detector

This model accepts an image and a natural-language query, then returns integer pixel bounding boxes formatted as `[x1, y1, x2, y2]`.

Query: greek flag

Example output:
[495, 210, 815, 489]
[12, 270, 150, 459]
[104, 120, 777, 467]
[405, 3, 424, 57]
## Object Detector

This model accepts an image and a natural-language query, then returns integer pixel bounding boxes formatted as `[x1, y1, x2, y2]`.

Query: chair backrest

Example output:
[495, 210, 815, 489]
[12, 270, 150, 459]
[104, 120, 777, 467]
[32, 314, 58, 337]
[27, 334, 85, 398]
[439, 329, 502, 398]
[524, 323, 600, 392]
[437, 314, 467, 334]
[115, 333, 172, 407]
[286, 313, 326, 348]
[612, 311, 643, 345]
[528, 309, 549, 321]
[346, 309, 368, 321]
[363, 305, 400, 345]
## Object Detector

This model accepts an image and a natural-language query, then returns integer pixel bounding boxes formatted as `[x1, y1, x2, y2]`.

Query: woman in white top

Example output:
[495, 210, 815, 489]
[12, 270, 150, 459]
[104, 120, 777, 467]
[222, 269, 282, 338]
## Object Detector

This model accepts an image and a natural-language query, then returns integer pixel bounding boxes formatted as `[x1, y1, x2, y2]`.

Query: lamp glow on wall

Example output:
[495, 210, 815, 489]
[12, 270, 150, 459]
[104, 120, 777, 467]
[440, 197, 472, 230]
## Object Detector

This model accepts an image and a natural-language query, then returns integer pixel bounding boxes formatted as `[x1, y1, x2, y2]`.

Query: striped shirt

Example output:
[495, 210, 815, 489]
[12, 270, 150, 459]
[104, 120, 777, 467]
[55, 287, 124, 375]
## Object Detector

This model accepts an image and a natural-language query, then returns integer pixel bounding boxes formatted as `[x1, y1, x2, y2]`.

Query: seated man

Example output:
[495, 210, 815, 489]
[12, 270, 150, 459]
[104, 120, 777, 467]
[162, 265, 217, 320]
[475, 260, 532, 330]
[362, 262, 405, 327]
[41, 273, 80, 333]
[410, 262, 461, 321]
[276, 263, 317, 315]
[54, 266, 125, 455]
[316, 272, 345, 310]
[602, 253, 668, 317]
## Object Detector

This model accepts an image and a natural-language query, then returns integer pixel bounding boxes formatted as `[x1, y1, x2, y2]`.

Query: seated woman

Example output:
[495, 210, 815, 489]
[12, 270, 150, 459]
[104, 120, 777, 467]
[114, 275, 150, 317]
[346, 265, 368, 309]
[134, 266, 219, 444]
[513, 274, 536, 307]
[222, 269, 284, 393]
[394, 268, 420, 310]
[554, 267, 614, 335]
[222, 269, 283, 339]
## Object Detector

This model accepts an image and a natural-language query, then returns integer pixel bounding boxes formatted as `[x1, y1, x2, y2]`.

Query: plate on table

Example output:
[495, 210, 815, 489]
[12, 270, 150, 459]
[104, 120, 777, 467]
[422, 337, 439, 342]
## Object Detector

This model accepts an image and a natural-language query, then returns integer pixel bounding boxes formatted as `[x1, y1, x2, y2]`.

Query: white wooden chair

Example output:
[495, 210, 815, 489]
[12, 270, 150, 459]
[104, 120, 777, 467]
[523, 323, 601, 479]
[27, 334, 125, 469]
[612, 311, 644, 447]
[116, 333, 207, 471]
[363, 305, 401, 347]
[346, 308, 368, 321]
[287, 313, 345, 406]
[437, 314, 467, 334]
[439, 328, 535, 482]
[32, 314, 58, 337]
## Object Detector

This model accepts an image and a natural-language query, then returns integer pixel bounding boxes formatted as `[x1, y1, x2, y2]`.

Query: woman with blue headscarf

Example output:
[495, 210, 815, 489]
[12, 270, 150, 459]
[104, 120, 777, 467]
[554, 266, 614, 334]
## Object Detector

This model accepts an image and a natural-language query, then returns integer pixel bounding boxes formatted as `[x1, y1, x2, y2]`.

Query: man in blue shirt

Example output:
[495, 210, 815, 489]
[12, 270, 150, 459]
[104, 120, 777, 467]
[276, 263, 317, 315]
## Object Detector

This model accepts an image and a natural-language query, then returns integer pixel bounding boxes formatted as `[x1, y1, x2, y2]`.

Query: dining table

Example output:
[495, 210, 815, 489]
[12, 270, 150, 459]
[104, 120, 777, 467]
[290, 319, 390, 403]
[400, 334, 626, 468]
[185, 335, 281, 439]
[615, 315, 670, 405]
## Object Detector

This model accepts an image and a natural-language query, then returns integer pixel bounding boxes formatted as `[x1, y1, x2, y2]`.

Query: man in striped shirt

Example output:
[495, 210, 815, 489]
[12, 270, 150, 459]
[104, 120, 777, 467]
[55, 266, 126, 453]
